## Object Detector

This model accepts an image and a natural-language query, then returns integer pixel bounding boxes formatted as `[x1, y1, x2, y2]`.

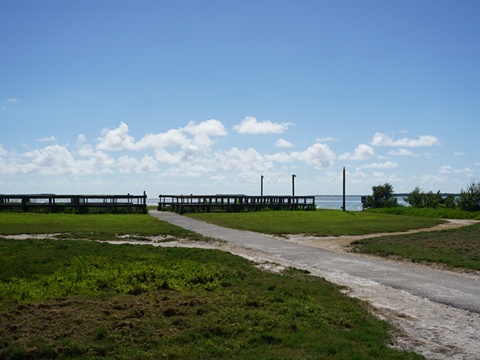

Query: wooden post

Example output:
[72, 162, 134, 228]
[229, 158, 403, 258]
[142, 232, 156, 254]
[342, 167, 346, 211]
[261, 175, 264, 197]
[292, 174, 296, 197]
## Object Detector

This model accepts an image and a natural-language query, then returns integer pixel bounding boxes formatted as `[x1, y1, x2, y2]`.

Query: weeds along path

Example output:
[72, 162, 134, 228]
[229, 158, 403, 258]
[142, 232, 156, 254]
[149, 210, 480, 360]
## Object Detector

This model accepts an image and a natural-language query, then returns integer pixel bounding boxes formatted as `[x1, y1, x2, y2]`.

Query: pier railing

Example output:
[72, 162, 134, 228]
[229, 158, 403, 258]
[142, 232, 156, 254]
[0, 192, 148, 214]
[158, 194, 316, 213]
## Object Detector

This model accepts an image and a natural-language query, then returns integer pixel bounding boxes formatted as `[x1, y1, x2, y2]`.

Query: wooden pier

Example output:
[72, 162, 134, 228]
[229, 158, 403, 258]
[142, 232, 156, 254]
[158, 194, 316, 213]
[0, 193, 148, 214]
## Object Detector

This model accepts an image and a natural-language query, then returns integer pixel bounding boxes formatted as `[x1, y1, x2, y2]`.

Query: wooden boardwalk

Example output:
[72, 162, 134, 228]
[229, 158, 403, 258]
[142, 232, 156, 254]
[158, 194, 316, 213]
[0, 193, 148, 214]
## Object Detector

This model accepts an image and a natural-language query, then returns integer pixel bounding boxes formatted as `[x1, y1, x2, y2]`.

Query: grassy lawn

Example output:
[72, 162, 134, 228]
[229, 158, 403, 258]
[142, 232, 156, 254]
[351, 222, 480, 271]
[0, 239, 421, 359]
[186, 209, 444, 236]
[366, 207, 480, 220]
[0, 213, 203, 241]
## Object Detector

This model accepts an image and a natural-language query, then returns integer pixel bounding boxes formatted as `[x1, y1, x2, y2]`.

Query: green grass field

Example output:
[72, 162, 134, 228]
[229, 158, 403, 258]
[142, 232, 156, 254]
[1, 208, 477, 358]
[351, 222, 480, 271]
[366, 206, 480, 220]
[0, 239, 421, 359]
[0, 212, 203, 241]
[186, 210, 444, 236]
[186, 209, 480, 271]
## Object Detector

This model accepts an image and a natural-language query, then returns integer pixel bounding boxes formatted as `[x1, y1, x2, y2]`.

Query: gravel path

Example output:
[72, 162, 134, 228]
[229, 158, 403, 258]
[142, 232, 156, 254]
[149, 210, 480, 360]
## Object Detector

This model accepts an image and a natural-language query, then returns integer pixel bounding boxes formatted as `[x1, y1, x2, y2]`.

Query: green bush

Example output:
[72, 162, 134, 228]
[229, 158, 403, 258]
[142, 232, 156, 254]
[457, 180, 480, 211]
[362, 183, 398, 209]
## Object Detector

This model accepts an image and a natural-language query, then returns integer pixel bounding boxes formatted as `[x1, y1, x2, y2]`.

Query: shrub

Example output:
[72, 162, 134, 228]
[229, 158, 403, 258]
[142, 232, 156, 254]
[457, 180, 480, 211]
[404, 187, 442, 208]
[362, 183, 398, 209]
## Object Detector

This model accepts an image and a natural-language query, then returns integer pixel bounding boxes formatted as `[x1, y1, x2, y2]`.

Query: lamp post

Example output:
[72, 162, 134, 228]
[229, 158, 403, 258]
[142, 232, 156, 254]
[292, 174, 296, 197]
[261, 175, 264, 197]
[342, 167, 346, 211]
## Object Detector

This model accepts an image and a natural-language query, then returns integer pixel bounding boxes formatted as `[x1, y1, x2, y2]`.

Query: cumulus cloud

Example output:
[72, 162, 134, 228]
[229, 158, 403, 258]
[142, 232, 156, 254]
[0, 118, 341, 183]
[96, 122, 136, 151]
[371, 132, 440, 147]
[183, 119, 226, 137]
[339, 144, 375, 161]
[276, 139, 294, 148]
[138, 129, 188, 149]
[233, 116, 292, 134]
[291, 143, 336, 170]
[217, 147, 268, 172]
[23, 145, 76, 174]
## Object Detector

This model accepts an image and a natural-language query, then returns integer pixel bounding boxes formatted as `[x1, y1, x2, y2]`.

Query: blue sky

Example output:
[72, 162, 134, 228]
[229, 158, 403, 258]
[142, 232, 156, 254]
[1, 0, 479, 197]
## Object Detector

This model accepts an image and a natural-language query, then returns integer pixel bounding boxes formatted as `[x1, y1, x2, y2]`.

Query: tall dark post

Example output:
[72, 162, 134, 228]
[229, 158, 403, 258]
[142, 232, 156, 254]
[342, 167, 346, 211]
[261, 175, 264, 196]
[292, 174, 296, 197]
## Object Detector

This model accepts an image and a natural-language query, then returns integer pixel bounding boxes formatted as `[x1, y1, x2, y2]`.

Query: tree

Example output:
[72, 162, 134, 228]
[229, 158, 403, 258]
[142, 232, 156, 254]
[404, 187, 423, 207]
[405, 187, 442, 208]
[457, 180, 480, 211]
[444, 194, 456, 209]
[362, 183, 398, 209]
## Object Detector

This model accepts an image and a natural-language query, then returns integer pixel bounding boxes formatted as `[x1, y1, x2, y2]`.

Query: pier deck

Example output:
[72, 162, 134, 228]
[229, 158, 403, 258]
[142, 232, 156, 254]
[0, 193, 147, 213]
[158, 194, 316, 213]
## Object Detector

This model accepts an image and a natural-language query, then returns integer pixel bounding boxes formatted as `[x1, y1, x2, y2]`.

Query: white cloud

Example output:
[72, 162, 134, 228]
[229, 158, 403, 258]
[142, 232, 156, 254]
[136, 119, 226, 156]
[37, 136, 57, 142]
[438, 165, 453, 174]
[291, 143, 336, 170]
[388, 148, 414, 156]
[233, 116, 292, 134]
[23, 145, 76, 174]
[265, 151, 292, 163]
[154, 148, 185, 164]
[361, 161, 397, 169]
[453, 151, 465, 156]
[217, 147, 268, 172]
[437, 165, 472, 175]
[138, 129, 188, 149]
[276, 139, 294, 148]
[339, 144, 375, 160]
[182, 119, 227, 150]
[371, 132, 440, 147]
[6, 98, 18, 103]
[96, 122, 136, 151]
[183, 119, 226, 137]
